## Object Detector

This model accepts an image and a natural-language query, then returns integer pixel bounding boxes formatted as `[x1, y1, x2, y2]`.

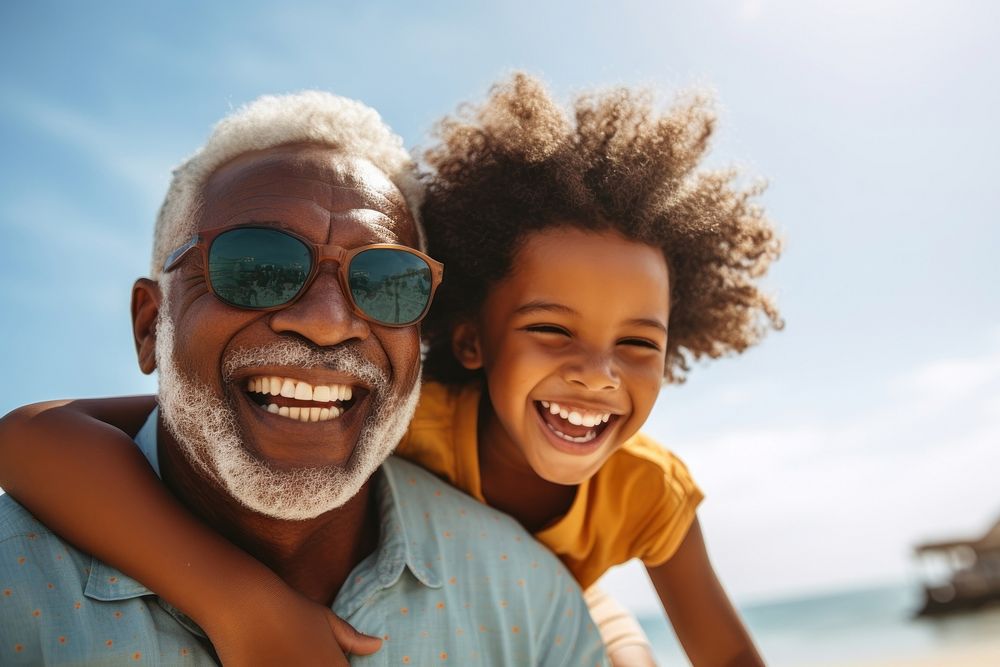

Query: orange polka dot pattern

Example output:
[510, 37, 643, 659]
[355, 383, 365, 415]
[0, 412, 609, 665]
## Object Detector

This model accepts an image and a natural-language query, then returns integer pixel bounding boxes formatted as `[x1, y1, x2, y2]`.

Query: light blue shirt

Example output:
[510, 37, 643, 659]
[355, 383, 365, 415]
[0, 409, 608, 665]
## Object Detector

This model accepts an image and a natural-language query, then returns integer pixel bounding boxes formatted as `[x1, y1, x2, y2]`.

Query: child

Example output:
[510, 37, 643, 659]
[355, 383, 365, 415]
[0, 74, 781, 666]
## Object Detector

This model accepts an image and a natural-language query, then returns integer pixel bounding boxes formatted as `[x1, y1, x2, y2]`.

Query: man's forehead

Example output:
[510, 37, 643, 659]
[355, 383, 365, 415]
[198, 144, 417, 244]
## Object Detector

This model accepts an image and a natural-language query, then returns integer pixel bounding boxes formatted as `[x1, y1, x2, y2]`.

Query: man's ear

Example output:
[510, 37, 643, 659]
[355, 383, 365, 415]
[451, 321, 483, 370]
[131, 278, 162, 375]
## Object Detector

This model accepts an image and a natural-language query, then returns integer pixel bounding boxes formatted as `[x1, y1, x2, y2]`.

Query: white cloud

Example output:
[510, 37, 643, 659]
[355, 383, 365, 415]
[740, 0, 764, 21]
[895, 351, 1000, 407]
[2, 196, 143, 265]
[601, 339, 1000, 609]
[1, 90, 170, 205]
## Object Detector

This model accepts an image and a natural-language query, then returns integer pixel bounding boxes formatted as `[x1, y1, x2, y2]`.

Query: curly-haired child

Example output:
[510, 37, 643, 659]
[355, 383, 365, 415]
[0, 73, 781, 666]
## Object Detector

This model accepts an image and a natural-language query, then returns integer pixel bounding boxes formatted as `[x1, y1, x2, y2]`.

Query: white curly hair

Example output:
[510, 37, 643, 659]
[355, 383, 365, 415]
[150, 91, 424, 278]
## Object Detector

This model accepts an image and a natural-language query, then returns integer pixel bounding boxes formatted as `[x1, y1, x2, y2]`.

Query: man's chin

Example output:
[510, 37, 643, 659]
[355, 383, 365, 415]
[163, 387, 394, 521]
[217, 373, 420, 520]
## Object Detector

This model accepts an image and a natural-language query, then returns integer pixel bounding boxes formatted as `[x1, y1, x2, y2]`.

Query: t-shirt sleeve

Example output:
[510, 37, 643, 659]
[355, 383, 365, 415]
[627, 439, 704, 568]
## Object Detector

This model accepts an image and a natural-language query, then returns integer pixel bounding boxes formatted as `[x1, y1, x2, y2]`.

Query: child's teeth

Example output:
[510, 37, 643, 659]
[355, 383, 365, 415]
[549, 425, 598, 443]
[541, 401, 613, 428]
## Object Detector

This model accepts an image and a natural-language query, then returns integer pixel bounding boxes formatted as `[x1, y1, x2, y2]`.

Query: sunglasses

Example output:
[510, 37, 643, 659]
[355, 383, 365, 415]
[163, 224, 444, 327]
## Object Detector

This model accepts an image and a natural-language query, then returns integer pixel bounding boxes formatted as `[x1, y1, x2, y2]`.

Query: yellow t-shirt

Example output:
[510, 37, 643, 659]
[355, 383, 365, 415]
[397, 381, 704, 590]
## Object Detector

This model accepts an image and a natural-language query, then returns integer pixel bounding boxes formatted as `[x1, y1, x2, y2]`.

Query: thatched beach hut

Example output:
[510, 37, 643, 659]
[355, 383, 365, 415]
[914, 514, 1000, 615]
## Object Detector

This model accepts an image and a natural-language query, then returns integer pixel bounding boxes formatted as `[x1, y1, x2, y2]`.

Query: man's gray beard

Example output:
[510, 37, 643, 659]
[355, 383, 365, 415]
[154, 311, 420, 521]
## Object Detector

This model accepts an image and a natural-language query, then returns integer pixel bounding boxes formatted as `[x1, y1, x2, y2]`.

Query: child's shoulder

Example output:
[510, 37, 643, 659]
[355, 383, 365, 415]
[545, 432, 704, 583]
[612, 431, 693, 475]
[598, 432, 700, 501]
[409, 380, 474, 427]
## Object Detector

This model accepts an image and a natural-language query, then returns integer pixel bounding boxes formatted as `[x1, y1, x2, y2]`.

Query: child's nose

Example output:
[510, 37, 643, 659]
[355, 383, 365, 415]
[564, 353, 620, 391]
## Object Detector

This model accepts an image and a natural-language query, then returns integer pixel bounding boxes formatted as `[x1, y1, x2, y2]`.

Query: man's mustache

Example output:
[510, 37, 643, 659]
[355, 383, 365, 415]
[222, 339, 387, 388]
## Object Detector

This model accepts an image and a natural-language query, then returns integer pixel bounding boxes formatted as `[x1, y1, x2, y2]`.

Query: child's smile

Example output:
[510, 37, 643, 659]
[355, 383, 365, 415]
[455, 226, 671, 486]
[537, 400, 617, 443]
[531, 398, 621, 457]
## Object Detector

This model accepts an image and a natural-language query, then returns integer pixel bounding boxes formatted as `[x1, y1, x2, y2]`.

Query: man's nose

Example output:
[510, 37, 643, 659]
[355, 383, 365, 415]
[268, 266, 370, 346]
[563, 350, 621, 392]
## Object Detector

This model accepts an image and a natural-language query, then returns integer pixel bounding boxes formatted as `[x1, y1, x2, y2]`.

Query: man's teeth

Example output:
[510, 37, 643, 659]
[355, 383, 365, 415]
[539, 401, 611, 428]
[246, 376, 353, 422]
[246, 376, 353, 402]
[265, 402, 342, 422]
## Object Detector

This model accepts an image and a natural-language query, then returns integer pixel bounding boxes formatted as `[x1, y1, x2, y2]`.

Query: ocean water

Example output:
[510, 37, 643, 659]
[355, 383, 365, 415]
[639, 582, 1000, 665]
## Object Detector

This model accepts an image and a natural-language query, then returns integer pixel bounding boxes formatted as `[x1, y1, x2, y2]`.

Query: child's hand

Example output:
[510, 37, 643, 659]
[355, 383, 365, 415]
[205, 580, 381, 666]
[326, 608, 385, 657]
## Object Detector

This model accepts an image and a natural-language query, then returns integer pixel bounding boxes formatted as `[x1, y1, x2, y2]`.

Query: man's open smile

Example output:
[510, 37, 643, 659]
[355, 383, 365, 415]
[244, 374, 365, 422]
[229, 367, 374, 440]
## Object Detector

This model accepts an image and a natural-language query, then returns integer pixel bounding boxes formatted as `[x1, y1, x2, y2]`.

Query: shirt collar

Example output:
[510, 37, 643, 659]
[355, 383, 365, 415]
[330, 457, 444, 618]
[375, 457, 444, 588]
[83, 410, 444, 610]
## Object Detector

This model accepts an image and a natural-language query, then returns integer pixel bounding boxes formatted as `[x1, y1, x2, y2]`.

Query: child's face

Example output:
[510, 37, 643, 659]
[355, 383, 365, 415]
[456, 226, 670, 485]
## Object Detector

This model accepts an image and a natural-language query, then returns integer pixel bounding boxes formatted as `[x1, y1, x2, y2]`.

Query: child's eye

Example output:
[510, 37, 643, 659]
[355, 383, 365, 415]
[523, 324, 571, 336]
[618, 338, 662, 351]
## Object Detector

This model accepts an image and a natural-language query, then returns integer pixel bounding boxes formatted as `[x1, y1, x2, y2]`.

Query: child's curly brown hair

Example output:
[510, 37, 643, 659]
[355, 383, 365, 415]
[420, 72, 782, 385]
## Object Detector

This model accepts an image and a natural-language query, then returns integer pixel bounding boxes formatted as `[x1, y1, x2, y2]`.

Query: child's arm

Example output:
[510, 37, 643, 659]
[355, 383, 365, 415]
[0, 397, 381, 666]
[646, 517, 764, 667]
[583, 586, 658, 666]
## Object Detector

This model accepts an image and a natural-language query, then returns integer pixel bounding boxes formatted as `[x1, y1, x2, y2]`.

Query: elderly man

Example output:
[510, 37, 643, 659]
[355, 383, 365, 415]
[0, 93, 607, 665]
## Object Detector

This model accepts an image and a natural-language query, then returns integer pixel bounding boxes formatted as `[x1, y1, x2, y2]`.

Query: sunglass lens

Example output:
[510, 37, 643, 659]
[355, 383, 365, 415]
[348, 249, 433, 325]
[208, 229, 311, 308]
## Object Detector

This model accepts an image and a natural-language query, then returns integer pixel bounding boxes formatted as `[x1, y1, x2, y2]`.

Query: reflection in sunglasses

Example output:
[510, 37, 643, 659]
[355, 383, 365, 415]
[162, 224, 443, 326]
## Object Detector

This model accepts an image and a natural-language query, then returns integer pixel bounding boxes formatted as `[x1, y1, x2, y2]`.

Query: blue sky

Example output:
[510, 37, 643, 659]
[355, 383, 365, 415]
[1, 0, 999, 607]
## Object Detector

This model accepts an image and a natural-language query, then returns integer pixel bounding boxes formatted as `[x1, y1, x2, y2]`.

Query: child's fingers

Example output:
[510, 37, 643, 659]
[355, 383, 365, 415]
[326, 612, 383, 656]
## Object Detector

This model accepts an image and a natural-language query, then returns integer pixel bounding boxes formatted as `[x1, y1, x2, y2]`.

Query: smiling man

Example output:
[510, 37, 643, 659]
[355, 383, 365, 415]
[0, 92, 607, 665]
[148, 143, 430, 523]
